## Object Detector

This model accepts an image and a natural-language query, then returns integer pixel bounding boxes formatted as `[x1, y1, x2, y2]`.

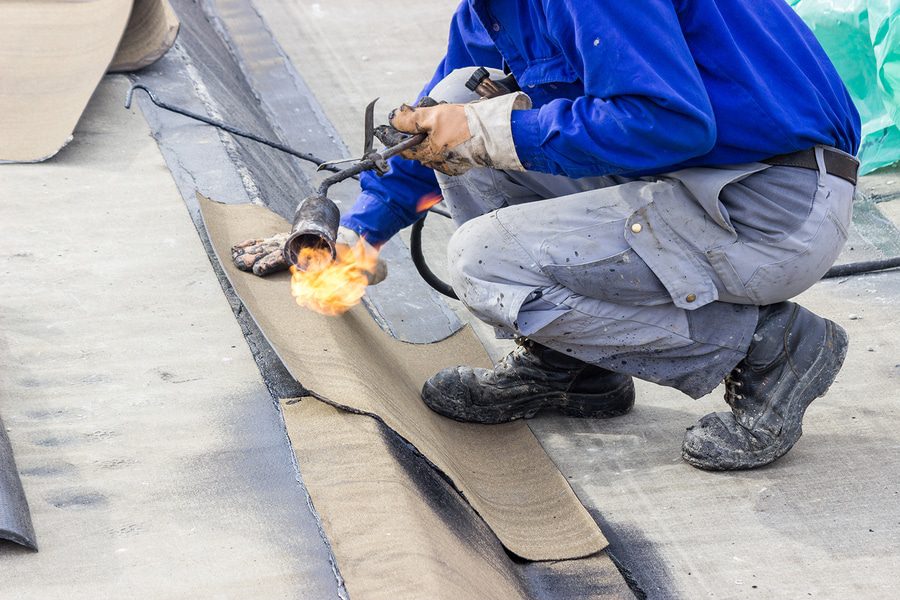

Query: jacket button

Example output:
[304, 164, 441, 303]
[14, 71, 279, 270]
[630, 223, 642, 233]
[686, 294, 697, 303]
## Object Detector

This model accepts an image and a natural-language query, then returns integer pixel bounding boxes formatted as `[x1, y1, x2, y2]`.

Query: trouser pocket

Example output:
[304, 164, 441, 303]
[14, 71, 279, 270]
[710, 185, 851, 306]
[543, 246, 672, 306]
[743, 206, 849, 304]
[536, 180, 723, 310]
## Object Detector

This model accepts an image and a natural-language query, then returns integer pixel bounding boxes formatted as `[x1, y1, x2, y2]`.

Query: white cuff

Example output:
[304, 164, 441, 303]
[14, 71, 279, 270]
[463, 92, 532, 172]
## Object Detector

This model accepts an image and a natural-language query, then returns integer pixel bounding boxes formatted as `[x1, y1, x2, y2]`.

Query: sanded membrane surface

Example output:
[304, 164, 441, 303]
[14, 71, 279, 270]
[199, 196, 608, 561]
[284, 398, 632, 600]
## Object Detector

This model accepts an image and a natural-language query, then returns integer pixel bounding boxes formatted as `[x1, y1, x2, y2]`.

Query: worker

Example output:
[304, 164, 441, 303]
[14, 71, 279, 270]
[234, 0, 861, 471]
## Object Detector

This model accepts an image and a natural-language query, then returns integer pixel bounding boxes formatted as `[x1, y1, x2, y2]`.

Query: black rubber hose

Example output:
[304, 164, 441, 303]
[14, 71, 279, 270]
[822, 256, 900, 278]
[410, 213, 458, 300]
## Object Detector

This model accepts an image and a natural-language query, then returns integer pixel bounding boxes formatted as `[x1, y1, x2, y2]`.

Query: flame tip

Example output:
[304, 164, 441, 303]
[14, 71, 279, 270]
[288, 240, 379, 316]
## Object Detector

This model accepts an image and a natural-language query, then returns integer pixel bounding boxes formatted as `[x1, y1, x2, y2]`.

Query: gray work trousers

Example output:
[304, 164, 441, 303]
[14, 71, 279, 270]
[430, 68, 855, 398]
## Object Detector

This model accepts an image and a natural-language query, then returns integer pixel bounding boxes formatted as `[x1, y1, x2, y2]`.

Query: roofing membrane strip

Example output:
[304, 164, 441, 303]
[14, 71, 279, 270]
[199, 195, 609, 562]
[284, 398, 632, 599]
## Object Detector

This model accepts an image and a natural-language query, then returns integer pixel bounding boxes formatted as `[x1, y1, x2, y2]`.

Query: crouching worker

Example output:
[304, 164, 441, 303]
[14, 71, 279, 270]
[234, 0, 861, 470]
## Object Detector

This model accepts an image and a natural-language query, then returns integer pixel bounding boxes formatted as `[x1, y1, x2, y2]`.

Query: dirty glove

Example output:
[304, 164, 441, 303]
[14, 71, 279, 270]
[388, 92, 532, 176]
[232, 232, 290, 276]
[231, 227, 387, 285]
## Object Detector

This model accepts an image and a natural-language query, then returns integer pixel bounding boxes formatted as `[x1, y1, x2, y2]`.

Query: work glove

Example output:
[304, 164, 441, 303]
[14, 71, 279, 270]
[388, 92, 532, 176]
[231, 227, 387, 284]
[232, 232, 289, 276]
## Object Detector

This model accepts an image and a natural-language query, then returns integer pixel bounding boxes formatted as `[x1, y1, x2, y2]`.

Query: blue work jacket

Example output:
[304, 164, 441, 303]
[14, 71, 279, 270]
[342, 0, 862, 246]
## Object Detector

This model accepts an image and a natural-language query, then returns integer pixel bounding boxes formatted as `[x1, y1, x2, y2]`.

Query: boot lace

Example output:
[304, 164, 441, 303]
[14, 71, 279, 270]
[724, 366, 745, 408]
[495, 343, 531, 373]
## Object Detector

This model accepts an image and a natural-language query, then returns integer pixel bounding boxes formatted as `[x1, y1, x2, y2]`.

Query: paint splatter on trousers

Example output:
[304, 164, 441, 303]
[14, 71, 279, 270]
[436, 157, 852, 398]
[430, 68, 854, 398]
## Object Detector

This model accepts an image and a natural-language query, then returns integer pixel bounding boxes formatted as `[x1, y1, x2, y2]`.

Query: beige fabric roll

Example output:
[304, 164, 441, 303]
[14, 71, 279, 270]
[109, 0, 179, 73]
[0, 1, 132, 162]
[0, 0, 179, 163]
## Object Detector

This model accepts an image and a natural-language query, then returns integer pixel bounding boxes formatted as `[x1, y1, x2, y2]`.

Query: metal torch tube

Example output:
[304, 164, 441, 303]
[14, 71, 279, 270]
[283, 134, 427, 271]
[283, 194, 342, 270]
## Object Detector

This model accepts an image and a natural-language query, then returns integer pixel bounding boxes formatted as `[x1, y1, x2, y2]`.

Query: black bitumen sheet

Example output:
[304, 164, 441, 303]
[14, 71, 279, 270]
[0, 414, 36, 550]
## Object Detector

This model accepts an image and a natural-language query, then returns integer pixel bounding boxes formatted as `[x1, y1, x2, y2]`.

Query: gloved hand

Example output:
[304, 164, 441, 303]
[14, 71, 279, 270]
[232, 232, 290, 276]
[231, 226, 387, 284]
[389, 92, 532, 176]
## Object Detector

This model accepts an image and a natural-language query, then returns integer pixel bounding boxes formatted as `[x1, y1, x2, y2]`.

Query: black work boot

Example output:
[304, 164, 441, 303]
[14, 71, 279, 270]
[421, 339, 635, 424]
[682, 302, 849, 471]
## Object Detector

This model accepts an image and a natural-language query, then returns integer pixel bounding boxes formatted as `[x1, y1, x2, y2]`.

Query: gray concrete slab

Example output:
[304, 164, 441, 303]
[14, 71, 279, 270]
[0, 76, 342, 598]
[251, 0, 458, 148]
[252, 0, 900, 596]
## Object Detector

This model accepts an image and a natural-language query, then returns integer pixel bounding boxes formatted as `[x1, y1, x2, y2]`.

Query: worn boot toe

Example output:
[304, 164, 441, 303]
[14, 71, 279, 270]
[421, 366, 495, 422]
[421, 340, 635, 424]
[682, 412, 771, 471]
[682, 302, 848, 471]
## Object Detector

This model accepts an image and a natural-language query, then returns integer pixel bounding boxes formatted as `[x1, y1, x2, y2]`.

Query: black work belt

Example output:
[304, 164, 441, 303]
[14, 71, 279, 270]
[763, 147, 859, 186]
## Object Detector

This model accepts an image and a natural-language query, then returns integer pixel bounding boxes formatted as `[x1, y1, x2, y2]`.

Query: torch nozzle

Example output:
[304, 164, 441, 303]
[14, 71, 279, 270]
[283, 194, 341, 270]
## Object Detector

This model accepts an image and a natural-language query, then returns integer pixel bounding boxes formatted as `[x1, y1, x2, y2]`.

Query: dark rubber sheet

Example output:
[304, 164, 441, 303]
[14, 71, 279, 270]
[0, 414, 36, 550]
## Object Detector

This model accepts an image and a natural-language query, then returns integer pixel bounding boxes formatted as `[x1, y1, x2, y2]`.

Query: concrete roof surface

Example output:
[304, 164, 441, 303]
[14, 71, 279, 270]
[0, 76, 342, 598]
[0, 0, 897, 598]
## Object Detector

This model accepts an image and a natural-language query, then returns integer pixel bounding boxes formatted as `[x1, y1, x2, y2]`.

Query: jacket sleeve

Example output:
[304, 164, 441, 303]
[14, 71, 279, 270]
[510, 0, 717, 179]
[340, 2, 503, 246]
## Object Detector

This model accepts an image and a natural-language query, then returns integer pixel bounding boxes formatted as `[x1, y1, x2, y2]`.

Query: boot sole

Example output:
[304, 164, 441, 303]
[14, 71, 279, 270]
[423, 377, 636, 425]
[683, 320, 849, 470]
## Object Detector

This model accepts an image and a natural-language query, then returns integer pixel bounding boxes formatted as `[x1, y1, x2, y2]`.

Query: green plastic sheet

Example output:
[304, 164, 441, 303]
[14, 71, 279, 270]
[791, 0, 900, 173]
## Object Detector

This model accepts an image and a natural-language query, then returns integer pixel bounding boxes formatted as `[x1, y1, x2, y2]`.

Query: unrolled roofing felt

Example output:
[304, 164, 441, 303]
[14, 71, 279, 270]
[198, 195, 608, 561]
[0, 414, 36, 550]
[285, 398, 529, 600]
[0, 0, 131, 162]
[284, 398, 632, 599]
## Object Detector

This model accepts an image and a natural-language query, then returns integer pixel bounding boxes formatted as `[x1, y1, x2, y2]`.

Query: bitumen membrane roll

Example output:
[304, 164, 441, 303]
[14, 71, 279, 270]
[0, 413, 36, 550]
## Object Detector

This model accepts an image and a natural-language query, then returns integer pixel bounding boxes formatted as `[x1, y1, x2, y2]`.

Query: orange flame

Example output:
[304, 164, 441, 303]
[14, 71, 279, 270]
[289, 240, 378, 316]
[416, 192, 443, 213]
